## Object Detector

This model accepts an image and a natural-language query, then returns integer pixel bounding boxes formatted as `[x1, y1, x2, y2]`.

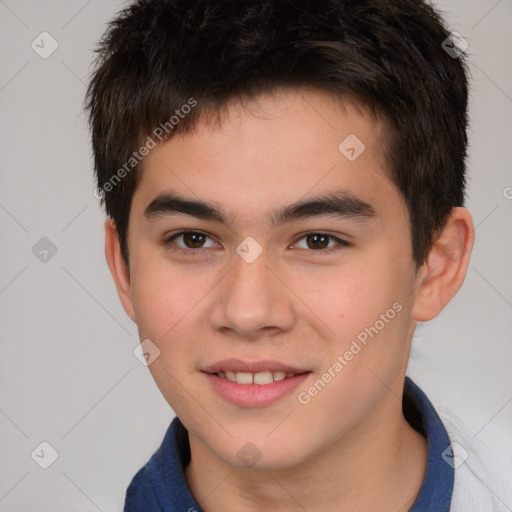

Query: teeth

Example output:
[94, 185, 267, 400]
[253, 371, 273, 385]
[217, 370, 297, 384]
[236, 372, 254, 384]
[273, 371, 286, 381]
[225, 370, 236, 382]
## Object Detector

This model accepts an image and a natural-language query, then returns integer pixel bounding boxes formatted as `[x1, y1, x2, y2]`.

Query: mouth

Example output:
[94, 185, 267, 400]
[202, 359, 312, 406]
[203, 358, 311, 384]
[210, 370, 307, 385]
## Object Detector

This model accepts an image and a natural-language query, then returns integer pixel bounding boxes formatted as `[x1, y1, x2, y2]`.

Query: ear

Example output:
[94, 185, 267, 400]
[412, 207, 474, 322]
[104, 218, 136, 322]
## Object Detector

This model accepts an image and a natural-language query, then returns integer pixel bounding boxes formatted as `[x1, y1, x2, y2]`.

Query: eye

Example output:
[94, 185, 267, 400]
[292, 232, 350, 254]
[163, 230, 350, 257]
[164, 230, 220, 254]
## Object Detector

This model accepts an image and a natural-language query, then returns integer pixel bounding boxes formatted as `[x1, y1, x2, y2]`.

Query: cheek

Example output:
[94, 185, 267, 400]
[128, 253, 227, 381]
[129, 252, 207, 339]
[293, 257, 412, 380]
[128, 258, 205, 407]
[287, 261, 393, 339]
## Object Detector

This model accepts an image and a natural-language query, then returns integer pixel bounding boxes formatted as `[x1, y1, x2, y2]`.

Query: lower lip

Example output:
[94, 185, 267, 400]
[204, 372, 311, 407]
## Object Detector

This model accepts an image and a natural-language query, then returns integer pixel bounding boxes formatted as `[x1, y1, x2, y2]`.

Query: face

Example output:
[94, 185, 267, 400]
[121, 88, 420, 470]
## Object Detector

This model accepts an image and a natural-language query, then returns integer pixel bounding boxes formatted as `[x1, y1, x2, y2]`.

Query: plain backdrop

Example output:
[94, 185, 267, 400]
[0, 0, 511, 510]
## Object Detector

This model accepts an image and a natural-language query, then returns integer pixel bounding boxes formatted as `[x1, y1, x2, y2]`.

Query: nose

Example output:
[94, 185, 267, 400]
[208, 248, 296, 340]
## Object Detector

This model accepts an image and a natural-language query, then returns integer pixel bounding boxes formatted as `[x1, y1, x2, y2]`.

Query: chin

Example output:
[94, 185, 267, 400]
[211, 432, 312, 472]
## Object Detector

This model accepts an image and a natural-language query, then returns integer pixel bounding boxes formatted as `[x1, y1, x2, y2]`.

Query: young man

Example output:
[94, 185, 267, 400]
[85, 0, 492, 510]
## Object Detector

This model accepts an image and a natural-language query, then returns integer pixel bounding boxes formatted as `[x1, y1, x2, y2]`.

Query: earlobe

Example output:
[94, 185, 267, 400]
[104, 219, 137, 322]
[412, 207, 474, 322]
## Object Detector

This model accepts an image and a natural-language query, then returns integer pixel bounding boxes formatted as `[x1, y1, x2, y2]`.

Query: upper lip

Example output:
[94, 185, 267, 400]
[203, 358, 310, 374]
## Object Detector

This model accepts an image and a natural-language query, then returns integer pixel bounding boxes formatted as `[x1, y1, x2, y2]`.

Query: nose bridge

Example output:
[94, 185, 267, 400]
[209, 244, 294, 337]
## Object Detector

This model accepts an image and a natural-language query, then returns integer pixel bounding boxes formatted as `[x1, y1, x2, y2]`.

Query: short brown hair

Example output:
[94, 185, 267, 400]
[85, 0, 469, 267]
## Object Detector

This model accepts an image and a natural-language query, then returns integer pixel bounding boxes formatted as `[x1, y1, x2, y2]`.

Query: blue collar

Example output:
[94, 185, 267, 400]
[405, 377, 454, 511]
[124, 377, 454, 511]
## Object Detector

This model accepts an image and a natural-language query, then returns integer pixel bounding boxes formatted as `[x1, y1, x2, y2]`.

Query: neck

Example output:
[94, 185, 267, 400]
[185, 386, 428, 512]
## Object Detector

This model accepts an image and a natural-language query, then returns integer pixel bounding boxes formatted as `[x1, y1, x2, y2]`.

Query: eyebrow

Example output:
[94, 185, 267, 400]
[143, 190, 377, 226]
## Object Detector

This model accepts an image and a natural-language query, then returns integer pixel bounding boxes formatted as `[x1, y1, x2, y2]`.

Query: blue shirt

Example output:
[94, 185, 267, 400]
[124, 377, 454, 511]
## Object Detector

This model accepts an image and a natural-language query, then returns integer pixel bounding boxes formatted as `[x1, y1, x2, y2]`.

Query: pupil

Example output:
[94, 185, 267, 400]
[308, 234, 328, 249]
[184, 232, 204, 248]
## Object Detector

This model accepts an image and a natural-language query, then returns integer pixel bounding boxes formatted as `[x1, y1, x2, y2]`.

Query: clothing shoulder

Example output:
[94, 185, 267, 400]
[123, 418, 201, 512]
[124, 463, 162, 512]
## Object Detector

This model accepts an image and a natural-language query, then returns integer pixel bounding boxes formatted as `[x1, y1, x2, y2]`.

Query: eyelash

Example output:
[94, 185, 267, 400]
[163, 230, 351, 256]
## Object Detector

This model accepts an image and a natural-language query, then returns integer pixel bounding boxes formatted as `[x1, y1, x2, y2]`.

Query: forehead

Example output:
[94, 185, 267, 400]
[177, 87, 385, 160]
[133, 88, 399, 227]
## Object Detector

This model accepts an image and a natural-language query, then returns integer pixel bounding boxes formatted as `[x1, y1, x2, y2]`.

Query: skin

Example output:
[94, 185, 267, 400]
[105, 87, 474, 511]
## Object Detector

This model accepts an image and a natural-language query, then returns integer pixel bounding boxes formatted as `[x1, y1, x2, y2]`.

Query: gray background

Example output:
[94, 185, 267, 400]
[0, 0, 511, 510]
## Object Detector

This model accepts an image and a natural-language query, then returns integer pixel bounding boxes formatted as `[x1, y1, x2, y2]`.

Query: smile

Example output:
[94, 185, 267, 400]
[214, 370, 300, 385]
